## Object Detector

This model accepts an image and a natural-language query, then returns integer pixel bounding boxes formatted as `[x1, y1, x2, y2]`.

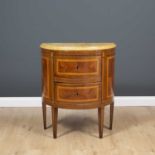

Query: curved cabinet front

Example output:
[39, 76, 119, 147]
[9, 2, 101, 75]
[41, 49, 115, 108]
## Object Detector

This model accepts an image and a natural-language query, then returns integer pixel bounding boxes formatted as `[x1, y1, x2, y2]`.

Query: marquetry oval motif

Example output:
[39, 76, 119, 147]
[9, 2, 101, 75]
[55, 84, 101, 103]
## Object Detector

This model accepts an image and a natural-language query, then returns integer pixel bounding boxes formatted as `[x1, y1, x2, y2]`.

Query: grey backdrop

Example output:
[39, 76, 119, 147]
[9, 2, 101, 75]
[0, 0, 155, 96]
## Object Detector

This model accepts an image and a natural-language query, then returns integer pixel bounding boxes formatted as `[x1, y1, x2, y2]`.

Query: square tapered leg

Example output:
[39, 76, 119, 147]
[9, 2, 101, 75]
[98, 107, 104, 138]
[110, 102, 114, 129]
[52, 107, 58, 138]
[42, 101, 46, 129]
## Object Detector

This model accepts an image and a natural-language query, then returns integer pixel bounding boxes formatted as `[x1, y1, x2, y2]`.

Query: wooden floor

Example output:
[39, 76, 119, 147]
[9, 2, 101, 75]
[0, 107, 155, 155]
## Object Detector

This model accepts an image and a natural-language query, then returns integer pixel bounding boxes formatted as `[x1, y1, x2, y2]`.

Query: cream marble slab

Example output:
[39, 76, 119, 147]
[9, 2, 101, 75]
[40, 43, 116, 51]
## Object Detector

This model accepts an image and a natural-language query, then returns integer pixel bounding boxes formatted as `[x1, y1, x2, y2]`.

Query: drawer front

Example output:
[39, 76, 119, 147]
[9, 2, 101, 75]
[55, 83, 101, 103]
[54, 56, 101, 82]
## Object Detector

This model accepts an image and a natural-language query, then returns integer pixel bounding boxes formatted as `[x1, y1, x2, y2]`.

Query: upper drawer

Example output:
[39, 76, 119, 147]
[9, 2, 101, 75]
[54, 56, 101, 82]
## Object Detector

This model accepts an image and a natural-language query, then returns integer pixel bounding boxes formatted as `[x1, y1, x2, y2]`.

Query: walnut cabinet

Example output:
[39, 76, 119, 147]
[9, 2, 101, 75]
[40, 43, 116, 138]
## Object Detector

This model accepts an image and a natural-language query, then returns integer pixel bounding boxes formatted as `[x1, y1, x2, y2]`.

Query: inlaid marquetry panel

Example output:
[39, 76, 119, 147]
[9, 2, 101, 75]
[54, 56, 101, 82]
[55, 83, 101, 103]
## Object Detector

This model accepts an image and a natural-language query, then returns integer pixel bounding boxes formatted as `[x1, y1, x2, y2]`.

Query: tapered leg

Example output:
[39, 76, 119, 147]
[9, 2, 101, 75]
[42, 101, 46, 129]
[110, 102, 114, 130]
[98, 107, 104, 138]
[52, 107, 58, 138]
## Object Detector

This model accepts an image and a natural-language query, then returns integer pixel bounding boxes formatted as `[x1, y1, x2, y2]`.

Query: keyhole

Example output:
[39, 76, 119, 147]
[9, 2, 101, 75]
[76, 65, 79, 70]
[76, 92, 79, 96]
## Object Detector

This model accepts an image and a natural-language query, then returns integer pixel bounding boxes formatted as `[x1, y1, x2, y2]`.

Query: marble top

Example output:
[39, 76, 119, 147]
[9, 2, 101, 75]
[40, 43, 116, 51]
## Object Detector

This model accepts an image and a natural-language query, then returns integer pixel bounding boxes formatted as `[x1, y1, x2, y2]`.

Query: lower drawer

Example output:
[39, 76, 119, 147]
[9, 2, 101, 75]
[55, 83, 101, 104]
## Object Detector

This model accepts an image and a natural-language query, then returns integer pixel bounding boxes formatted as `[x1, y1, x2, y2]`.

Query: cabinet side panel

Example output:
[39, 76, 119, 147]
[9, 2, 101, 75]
[42, 57, 50, 98]
[106, 56, 115, 98]
[102, 49, 115, 103]
[41, 50, 53, 103]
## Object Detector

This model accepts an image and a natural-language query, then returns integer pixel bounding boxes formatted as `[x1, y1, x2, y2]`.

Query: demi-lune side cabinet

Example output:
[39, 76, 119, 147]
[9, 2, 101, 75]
[40, 43, 116, 138]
